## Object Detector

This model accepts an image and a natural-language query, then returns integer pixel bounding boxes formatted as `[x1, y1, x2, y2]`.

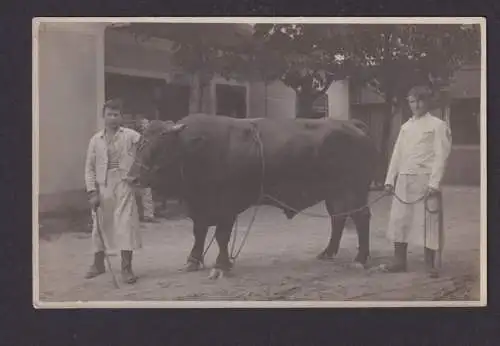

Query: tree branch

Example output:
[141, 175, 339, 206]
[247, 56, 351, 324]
[312, 73, 336, 99]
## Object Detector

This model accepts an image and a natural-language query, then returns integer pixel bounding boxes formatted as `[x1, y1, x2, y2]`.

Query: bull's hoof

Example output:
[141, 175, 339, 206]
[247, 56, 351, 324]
[349, 262, 366, 270]
[316, 251, 334, 261]
[353, 253, 370, 269]
[214, 260, 234, 272]
[184, 259, 202, 272]
[208, 268, 226, 280]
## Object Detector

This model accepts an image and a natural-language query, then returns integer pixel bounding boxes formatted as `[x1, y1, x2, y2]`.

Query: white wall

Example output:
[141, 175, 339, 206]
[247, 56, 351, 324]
[259, 81, 297, 119]
[327, 80, 350, 120]
[37, 22, 105, 212]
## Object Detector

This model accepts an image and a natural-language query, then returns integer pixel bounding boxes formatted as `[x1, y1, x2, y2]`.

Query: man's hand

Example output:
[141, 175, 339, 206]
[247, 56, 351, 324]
[384, 184, 394, 195]
[88, 191, 100, 211]
[123, 176, 140, 186]
[427, 186, 440, 196]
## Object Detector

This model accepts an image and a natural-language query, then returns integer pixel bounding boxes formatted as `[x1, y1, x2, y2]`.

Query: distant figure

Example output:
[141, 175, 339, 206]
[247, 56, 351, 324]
[135, 114, 156, 223]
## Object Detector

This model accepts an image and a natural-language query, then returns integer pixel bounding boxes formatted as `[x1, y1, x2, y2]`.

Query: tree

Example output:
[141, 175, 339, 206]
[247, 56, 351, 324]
[253, 24, 359, 118]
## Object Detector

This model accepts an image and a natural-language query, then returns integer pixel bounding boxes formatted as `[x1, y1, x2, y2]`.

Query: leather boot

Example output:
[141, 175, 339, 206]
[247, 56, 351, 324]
[121, 250, 137, 284]
[85, 251, 105, 279]
[425, 247, 439, 278]
[384, 242, 408, 273]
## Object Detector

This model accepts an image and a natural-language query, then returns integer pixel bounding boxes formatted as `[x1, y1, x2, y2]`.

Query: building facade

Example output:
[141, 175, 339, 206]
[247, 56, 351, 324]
[36, 22, 480, 215]
[36, 22, 350, 214]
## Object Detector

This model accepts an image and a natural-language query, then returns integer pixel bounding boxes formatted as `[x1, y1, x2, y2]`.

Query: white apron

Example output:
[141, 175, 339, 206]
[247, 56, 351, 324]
[386, 174, 443, 251]
[91, 168, 142, 252]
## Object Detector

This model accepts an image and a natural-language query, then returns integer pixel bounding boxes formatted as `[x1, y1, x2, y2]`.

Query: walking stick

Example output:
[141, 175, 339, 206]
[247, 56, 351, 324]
[424, 191, 444, 271]
[437, 192, 444, 270]
[93, 206, 120, 289]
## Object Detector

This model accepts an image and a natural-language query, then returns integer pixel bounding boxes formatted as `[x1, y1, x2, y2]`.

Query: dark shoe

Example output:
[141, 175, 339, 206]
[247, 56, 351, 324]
[121, 250, 138, 284]
[85, 251, 105, 279]
[384, 242, 408, 273]
[425, 247, 439, 279]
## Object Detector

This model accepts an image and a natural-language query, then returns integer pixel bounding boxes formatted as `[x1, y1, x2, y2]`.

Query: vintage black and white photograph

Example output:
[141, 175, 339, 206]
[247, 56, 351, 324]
[33, 17, 486, 307]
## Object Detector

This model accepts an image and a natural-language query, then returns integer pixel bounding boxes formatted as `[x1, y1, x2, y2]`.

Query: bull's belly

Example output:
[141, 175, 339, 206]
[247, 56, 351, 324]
[182, 179, 329, 224]
[183, 186, 260, 225]
[262, 181, 326, 219]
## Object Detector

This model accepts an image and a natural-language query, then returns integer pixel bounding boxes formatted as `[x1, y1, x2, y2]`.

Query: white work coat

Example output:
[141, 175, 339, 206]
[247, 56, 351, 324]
[385, 113, 452, 190]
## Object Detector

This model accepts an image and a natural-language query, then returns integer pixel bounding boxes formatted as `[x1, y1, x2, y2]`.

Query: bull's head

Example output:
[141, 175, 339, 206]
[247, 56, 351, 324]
[127, 120, 187, 189]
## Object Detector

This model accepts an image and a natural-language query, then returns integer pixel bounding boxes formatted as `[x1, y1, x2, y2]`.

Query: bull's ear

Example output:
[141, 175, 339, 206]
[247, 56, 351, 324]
[171, 124, 187, 133]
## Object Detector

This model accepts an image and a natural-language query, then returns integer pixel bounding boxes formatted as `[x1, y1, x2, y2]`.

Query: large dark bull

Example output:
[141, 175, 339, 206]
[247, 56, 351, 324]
[127, 113, 379, 278]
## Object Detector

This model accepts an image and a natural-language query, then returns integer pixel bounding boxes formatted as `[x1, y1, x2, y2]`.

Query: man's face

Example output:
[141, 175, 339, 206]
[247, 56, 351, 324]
[104, 107, 122, 129]
[408, 96, 426, 117]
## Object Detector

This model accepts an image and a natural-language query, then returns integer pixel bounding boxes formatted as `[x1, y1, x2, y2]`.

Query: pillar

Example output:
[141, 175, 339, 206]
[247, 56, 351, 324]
[36, 20, 107, 213]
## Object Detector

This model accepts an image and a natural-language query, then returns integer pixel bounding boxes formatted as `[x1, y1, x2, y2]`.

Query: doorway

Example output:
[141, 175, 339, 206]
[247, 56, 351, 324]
[215, 83, 247, 118]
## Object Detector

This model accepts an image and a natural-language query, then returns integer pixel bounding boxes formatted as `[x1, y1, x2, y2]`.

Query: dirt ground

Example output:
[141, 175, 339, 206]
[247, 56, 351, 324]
[37, 186, 482, 303]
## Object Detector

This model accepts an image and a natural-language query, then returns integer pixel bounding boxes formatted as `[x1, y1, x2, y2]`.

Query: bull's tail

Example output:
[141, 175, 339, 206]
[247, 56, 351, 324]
[348, 119, 385, 191]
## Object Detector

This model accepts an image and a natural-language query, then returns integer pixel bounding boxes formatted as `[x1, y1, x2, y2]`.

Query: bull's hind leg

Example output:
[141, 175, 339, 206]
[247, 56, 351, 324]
[317, 197, 348, 260]
[185, 220, 209, 272]
[352, 207, 371, 267]
[209, 217, 236, 280]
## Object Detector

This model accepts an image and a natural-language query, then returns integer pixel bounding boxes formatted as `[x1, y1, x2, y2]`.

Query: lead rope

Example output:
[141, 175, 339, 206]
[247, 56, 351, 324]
[229, 123, 266, 263]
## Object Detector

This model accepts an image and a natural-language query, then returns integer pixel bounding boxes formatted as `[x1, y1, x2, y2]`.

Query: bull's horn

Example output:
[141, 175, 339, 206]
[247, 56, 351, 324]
[172, 124, 187, 132]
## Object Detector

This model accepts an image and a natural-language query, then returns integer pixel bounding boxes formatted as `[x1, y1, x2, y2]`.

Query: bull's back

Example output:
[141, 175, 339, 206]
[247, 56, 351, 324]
[178, 114, 376, 184]
[255, 118, 375, 178]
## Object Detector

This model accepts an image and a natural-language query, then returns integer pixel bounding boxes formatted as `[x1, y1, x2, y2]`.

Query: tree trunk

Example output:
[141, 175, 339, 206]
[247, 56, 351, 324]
[264, 81, 268, 118]
[197, 81, 205, 113]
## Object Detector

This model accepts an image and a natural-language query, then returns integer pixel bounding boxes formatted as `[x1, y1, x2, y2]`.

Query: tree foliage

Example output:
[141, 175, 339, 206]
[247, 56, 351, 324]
[253, 24, 360, 118]
[121, 22, 481, 123]
[253, 23, 481, 119]
[343, 24, 481, 109]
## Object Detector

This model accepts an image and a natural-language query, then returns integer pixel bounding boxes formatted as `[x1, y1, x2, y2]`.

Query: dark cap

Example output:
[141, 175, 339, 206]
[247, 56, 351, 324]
[102, 98, 124, 113]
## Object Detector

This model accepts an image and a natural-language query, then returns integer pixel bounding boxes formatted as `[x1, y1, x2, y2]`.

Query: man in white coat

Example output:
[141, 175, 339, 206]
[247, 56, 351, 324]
[84, 99, 142, 284]
[135, 115, 156, 222]
[383, 85, 452, 278]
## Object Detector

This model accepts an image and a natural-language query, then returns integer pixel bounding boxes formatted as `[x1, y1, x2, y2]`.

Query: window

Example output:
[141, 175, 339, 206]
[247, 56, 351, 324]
[449, 98, 480, 145]
[215, 84, 247, 118]
[105, 73, 191, 122]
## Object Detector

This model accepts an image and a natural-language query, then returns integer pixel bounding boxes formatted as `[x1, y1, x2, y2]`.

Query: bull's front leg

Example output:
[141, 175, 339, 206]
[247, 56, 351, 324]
[209, 216, 236, 280]
[185, 220, 209, 272]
